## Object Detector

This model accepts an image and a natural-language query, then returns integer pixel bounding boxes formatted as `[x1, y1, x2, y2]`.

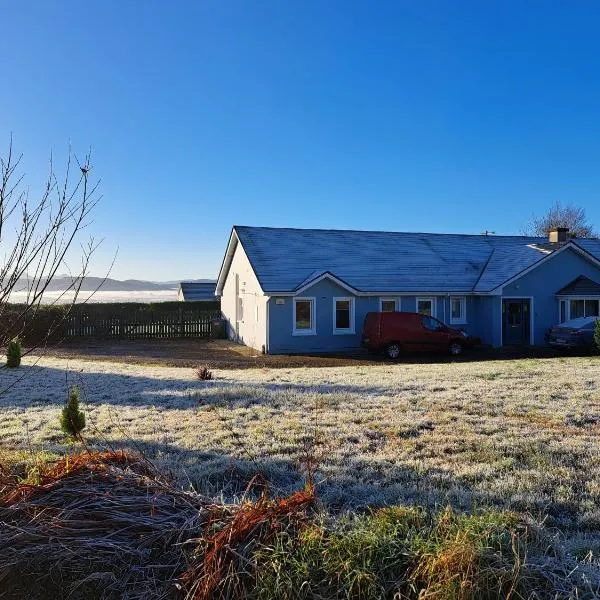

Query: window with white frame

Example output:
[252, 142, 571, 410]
[559, 298, 600, 322]
[333, 297, 355, 334]
[560, 300, 567, 323]
[293, 297, 316, 335]
[380, 298, 398, 312]
[568, 298, 600, 320]
[449, 296, 466, 324]
[416, 297, 435, 317]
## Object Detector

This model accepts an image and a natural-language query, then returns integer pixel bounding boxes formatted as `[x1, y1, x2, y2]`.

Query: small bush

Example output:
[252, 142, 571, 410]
[196, 365, 214, 381]
[6, 338, 21, 368]
[60, 386, 86, 439]
[595, 319, 600, 354]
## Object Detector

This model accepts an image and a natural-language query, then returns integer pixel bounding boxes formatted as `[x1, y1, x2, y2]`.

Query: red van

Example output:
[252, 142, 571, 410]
[362, 312, 479, 358]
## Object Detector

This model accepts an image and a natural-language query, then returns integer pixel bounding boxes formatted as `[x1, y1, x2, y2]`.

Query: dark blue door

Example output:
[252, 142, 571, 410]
[502, 299, 530, 345]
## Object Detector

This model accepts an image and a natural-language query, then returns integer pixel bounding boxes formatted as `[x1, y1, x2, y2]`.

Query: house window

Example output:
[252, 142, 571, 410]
[293, 297, 316, 335]
[560, 300, 567, 323]
[586, 300, 600, 317]
[570, 298, 600, 319]
[333, 297, 355, 334]
[380, 298, 398, 312]
[416, 297, 436, 317]
[449, 296, 466, 324]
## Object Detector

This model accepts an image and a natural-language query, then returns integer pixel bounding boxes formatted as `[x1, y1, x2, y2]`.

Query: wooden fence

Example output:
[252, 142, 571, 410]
[65, 302, 222, 339]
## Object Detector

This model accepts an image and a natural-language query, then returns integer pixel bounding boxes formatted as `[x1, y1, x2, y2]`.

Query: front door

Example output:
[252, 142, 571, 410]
[502, 299, 530, 345]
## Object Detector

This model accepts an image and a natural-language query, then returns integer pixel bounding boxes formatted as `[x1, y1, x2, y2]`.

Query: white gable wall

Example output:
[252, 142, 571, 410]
[221, 241, 267, 352]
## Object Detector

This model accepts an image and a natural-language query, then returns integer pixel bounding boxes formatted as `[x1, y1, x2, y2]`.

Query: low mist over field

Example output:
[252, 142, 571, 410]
[9, 276, 214, 303]
[8, 289, 180, 304]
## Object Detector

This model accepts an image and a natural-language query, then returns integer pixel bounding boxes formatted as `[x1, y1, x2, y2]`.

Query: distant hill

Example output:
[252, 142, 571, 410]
[13, 276, 216, 293]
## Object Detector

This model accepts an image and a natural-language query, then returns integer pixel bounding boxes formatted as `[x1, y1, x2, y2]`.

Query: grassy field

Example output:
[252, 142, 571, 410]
[1, 354, 600, 590]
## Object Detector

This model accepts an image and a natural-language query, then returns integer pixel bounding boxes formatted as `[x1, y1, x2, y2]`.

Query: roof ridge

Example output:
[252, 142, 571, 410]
[234, 224, 545, 240]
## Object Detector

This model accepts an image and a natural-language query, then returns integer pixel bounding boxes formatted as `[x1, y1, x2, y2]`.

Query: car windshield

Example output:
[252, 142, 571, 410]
[557, 317, 598, 330]
[422, 316, 446, 331]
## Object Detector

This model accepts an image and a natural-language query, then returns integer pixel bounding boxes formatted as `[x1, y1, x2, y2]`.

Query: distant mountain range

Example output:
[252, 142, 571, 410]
[14, 276, 216, 293]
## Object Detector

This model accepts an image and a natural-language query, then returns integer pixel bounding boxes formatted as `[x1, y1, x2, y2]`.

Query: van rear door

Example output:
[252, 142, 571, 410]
[362, 312, 381, 347]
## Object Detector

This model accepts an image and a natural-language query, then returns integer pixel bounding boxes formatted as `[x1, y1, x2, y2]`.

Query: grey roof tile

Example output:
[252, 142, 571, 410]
[179, 282, 217, 301]
[233, 226, 600, 294]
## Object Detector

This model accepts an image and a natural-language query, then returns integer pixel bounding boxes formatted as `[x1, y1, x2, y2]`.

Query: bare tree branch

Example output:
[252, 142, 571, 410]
[0, 137, 103, 360]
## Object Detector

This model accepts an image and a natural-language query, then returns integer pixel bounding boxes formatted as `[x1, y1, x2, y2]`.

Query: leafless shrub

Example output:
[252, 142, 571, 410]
[0, 136, 103, 364]
[196, 365, 214, 381]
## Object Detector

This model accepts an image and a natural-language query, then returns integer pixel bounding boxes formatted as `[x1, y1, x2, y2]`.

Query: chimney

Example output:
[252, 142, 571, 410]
[549, 227, 569, 243]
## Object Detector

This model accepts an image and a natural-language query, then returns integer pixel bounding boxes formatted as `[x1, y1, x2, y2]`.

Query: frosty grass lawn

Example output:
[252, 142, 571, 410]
[1, 354, 600, 556]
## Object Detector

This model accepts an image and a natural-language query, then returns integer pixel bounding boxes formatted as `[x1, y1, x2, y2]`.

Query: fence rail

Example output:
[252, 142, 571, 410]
[65, 302, 221, 339]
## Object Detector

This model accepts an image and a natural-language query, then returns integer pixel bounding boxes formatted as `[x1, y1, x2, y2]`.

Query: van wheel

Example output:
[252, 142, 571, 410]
[386, 343, 401, 359]
[449, 342, 464, 356]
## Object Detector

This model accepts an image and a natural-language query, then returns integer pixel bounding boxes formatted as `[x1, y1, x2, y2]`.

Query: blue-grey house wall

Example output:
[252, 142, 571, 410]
[267, 279, 484, 354]
[501, 247, 600, 345]
[267, 279, 377, 354]
[468, 296, 499, 346]
[265, 249, 600, 353]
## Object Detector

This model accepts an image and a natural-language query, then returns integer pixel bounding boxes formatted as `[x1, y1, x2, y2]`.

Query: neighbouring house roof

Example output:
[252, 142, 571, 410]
[216, 226, 600, 295]
[556, 275, 600, 296]
[178, 281, 217, 301]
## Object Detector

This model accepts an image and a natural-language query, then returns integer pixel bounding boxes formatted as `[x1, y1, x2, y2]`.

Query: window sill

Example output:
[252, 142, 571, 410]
[450, 321, 467, 326]
[293, 330, 316, 336]
[333, 329, 356, 335]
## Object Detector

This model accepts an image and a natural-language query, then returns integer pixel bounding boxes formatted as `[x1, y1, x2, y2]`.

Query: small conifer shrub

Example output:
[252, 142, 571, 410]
[595, 319, 600, 354]
[60, 386, 86, 439]
[6, 338, 21, 368]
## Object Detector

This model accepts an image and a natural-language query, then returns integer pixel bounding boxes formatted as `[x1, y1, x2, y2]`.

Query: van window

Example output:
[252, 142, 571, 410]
[421, 316, 442, 332]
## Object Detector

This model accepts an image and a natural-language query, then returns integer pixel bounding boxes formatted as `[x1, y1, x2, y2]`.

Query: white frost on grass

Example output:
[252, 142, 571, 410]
[1, 355, 600, 542]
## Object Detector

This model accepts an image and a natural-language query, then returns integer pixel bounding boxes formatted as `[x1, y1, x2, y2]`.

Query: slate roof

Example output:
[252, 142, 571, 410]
[556, 275, 600, 296]
[178, 281, 217, 301]
[228, 226, 600, 294]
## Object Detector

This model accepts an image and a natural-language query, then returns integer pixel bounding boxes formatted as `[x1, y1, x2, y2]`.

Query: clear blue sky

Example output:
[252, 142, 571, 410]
[2, 1, 600, 280]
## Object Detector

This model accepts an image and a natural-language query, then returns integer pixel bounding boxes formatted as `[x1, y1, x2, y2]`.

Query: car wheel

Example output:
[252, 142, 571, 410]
[449, 342, 463, 356]
[386, 343, 401, 359]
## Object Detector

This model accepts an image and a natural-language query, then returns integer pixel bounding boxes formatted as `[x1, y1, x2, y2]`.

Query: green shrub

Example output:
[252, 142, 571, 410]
[6, 338, 21, 368]
[595, 319, 600, 354]
[250, 506, 549, 600]
[60, 386, 86, 439]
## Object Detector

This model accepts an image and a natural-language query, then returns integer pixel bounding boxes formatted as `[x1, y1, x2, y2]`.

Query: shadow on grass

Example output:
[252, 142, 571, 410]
[0, 363, 447, 409]
[1, 362, 598, 531]
[81, 434, 590, 531]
